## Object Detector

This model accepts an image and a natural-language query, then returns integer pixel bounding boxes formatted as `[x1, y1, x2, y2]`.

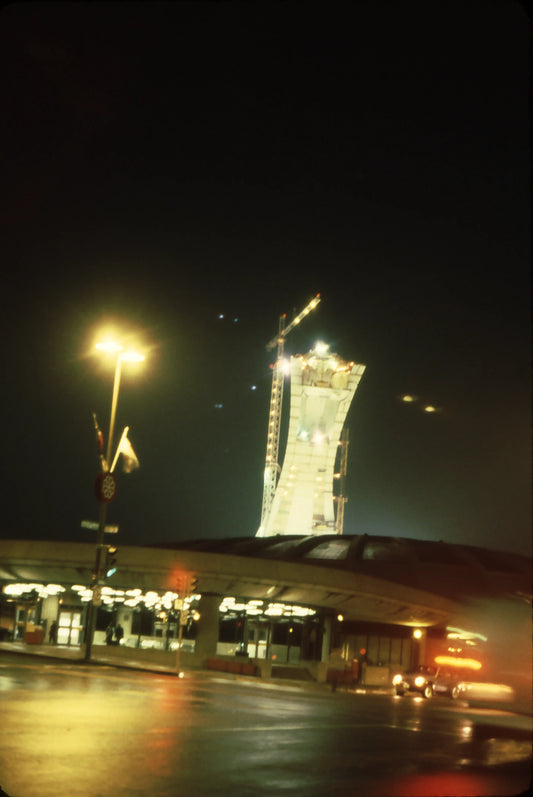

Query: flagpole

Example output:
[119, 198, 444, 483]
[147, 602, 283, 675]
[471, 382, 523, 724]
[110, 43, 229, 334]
[85, 353, 122, 663]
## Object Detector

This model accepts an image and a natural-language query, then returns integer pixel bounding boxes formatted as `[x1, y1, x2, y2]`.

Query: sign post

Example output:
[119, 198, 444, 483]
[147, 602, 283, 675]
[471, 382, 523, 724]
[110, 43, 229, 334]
[81, 520, 119, 534]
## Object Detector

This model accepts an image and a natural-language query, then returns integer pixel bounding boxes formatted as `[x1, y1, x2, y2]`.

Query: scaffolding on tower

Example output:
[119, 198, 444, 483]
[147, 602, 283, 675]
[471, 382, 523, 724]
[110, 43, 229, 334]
[333, 427, 349, 535]
[258, 293, 321, 534]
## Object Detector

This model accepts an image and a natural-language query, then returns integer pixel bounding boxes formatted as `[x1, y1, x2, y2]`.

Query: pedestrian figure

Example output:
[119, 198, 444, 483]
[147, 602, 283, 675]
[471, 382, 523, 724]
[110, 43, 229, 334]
[105, 624, 114, 645]
[49, 621, 57, 644]
[115, 623, 124, 645]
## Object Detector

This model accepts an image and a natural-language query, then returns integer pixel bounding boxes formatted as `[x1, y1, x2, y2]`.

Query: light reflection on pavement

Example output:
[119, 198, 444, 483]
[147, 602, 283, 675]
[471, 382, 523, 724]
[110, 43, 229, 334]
[0, 654, 531, 797]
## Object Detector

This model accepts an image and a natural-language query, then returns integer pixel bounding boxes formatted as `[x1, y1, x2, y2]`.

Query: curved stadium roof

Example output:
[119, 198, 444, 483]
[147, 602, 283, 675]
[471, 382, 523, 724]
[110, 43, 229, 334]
[154, 534, 532, 603]
[0, 535, 529, 628]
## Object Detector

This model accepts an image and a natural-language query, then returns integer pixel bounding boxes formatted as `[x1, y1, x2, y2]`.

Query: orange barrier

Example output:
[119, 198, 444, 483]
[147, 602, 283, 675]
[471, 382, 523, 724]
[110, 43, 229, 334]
[207, 657, 258, 676]
[24, 629, 45, 644]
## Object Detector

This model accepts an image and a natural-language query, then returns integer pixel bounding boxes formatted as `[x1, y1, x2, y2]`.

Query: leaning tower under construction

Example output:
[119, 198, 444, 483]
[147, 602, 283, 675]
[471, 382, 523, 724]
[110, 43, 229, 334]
[257, 342, 365, 537]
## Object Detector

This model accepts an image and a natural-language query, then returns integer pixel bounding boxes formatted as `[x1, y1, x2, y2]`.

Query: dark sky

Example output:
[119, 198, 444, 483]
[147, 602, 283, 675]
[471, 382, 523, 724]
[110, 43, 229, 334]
[1, 2, 531, 557]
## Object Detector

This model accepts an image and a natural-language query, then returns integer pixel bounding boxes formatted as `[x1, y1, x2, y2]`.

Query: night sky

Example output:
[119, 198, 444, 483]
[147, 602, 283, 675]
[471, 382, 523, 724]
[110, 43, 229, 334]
[1, 3, 530, 557]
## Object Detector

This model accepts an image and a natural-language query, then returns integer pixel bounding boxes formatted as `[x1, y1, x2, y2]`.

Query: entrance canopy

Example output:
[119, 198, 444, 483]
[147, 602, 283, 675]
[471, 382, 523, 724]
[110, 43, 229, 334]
[2, 536, 529, 629]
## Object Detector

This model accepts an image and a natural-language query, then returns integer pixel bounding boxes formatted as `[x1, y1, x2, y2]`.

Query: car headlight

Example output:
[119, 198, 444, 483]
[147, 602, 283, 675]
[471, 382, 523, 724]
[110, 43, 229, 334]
[414, 676, 426, 687]
[392, 674, 402, 685]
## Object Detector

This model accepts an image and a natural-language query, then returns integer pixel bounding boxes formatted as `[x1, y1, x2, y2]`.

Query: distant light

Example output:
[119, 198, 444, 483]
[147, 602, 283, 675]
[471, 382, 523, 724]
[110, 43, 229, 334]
[413, 628, 423, 639]
[401, 394, 416, 403]
[214, 403, 223, 409]
[424, 405, 437, 413]
[218, 314, 224, 319]
[233, 317, 239, 323]
[446, 626, 488, 643]
[337, 614, 344, 622]
[251, 385, 257, 391]
[314, 340, 329, 356]
[434, 655, 482, 671]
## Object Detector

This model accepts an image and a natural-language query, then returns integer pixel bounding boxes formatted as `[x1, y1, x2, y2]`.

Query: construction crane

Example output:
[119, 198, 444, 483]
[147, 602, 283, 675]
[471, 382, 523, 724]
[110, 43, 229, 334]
[259, 293, 321, 533]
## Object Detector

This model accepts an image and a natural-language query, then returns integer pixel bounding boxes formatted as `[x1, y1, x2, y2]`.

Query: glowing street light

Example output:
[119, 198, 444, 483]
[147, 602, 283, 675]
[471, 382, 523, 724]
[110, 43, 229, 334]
[84, 336, 145, 663]
[95, 340, 123, 354]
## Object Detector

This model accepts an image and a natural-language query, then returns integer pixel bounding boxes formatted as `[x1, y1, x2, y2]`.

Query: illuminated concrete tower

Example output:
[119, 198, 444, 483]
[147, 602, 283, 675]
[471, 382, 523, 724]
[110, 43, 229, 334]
[257, 342, 365, 537]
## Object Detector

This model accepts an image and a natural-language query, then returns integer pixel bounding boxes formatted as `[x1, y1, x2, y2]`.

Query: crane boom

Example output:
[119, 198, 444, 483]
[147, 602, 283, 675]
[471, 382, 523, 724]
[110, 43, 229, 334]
[266, 293, 321, 350]
[259, 294, 321, 534]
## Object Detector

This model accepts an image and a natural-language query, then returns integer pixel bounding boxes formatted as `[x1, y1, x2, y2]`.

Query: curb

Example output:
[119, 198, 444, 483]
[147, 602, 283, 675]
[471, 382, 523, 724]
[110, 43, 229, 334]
[0, 643, 394, 693]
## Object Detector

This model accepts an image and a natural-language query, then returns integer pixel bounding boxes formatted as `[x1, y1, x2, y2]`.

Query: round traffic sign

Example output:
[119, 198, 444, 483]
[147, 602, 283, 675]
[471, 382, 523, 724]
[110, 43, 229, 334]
[94, 472, 117, 503]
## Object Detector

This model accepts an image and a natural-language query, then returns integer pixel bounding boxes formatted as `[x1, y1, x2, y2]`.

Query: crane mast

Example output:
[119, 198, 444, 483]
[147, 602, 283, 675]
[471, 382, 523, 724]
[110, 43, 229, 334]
[259, 294, 321, 532]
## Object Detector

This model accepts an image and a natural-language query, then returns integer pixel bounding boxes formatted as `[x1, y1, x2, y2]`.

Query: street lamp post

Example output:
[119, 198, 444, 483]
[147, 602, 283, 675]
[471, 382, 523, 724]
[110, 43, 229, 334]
[84, 341, 144, 663]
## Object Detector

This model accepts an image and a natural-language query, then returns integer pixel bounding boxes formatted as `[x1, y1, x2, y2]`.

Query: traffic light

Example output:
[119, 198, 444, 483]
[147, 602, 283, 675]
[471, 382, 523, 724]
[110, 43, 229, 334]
[105, 545, 118, 578]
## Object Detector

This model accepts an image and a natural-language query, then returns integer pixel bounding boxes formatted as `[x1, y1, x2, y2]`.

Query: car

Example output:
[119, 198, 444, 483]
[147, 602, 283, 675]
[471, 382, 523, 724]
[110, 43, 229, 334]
[392, 664, 463, 699]
[455, 680, 516, 703]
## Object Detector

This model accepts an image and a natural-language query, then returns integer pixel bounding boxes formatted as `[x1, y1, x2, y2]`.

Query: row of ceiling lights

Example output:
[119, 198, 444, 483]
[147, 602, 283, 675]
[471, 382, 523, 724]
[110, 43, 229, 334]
[3, 583, 317, 619]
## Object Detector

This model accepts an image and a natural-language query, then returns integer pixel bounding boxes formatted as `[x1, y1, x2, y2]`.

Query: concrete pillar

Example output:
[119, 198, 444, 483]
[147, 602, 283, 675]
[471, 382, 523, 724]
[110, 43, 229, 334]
[40, 596, 59, 641]
[194, 594, 221, 666]
[321, 615, 332, 662]
[117, 607, 133, 639]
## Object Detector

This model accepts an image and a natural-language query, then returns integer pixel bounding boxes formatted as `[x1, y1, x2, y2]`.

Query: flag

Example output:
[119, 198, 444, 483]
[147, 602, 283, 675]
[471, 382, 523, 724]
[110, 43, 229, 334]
[116, 427, 140, 473]
[92, 413, 107, 472]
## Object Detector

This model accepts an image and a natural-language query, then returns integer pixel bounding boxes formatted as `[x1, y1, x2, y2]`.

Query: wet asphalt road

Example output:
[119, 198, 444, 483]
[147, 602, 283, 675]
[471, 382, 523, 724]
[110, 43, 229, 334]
[0, 653, 531, 797]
